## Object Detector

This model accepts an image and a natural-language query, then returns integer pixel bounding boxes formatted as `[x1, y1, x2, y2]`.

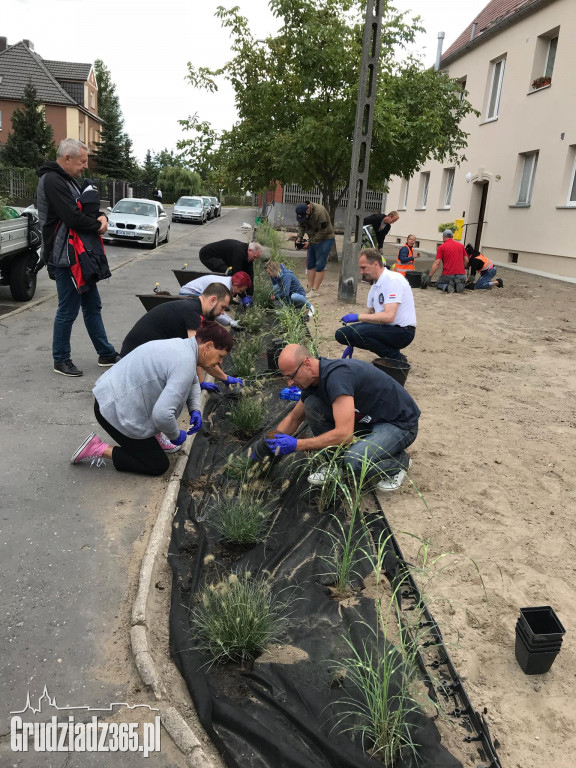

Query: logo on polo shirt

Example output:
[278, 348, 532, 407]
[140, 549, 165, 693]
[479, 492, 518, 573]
[389, 292, 397, 299]
[378, 293, 384, 304]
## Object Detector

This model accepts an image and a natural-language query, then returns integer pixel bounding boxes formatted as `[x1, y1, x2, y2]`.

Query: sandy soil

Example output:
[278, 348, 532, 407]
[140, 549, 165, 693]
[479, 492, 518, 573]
[282, 242, 576, 768]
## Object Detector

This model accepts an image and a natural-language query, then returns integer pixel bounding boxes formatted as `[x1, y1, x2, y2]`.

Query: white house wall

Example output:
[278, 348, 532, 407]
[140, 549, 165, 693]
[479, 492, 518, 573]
[385, 0, 576, 278]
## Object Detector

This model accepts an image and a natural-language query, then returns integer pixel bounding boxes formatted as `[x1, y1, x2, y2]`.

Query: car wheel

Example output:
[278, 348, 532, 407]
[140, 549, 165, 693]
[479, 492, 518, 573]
[164, 227, 170, 243]
[9, 251, 37, 301]
[149, 231, 159, 250]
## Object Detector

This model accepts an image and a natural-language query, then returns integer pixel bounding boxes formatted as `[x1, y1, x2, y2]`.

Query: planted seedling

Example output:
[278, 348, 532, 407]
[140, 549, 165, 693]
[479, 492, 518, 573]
[209, 484, 279, 545]
[239, 305, 267, 335]
[229, 388, 266, 437]
[189, 571, 290, 665]
[229, 335, 264, 380]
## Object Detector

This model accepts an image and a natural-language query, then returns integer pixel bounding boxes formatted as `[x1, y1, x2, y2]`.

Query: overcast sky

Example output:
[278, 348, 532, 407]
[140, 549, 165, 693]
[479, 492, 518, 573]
[5, 0, 489, 162]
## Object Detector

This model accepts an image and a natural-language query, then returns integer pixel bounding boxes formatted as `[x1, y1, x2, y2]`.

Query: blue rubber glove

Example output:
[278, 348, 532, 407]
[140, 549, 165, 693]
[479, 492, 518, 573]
[188, 410, 202, 434]
[241, 296, 253, 307]
[200, 381, 221, 393]
[225, 376, 244, 387]
[172, 429, 188, 446]
[266, 433, 297, 456]
[341, 345, 354, 359]
[341, 313, 359, 324]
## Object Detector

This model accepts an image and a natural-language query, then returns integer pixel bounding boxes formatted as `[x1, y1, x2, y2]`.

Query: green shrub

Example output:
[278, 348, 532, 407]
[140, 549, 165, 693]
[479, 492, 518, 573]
[229, 390, 266, 436]
[229, 335, 264, 379]
[190, 572, 288, 664]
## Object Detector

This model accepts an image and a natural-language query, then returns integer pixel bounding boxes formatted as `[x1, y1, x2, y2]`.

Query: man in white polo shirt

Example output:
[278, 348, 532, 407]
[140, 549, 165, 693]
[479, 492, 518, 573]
[335, 248, 416, 361]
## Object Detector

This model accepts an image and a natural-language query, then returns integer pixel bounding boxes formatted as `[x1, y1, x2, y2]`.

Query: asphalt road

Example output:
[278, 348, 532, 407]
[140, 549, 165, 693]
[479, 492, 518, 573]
[0, 207, 255, 766]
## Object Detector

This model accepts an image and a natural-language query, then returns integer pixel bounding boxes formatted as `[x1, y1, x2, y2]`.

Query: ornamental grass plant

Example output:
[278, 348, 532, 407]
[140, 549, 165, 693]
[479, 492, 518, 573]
[190, 571, 289, 665]
[229, 334, 264, 380]
[229, 388, 266, 436]
[209, 484, 278, 545]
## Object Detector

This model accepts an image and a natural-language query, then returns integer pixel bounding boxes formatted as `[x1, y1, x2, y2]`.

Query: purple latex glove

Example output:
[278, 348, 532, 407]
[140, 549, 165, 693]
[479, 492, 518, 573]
[200, 381, 221, 393]
[341, 313, 359, 324]
[341, 345, 354, 359]
[172, 429, 188, 446]
[266, 433, 297, 456]
[241, 296, 253, 307]
[225, 376, 244, 387]
[188, 410, 202, 434]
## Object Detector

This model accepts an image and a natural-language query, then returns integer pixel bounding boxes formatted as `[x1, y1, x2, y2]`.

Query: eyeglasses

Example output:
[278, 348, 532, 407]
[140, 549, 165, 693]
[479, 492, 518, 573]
[284, 359, 306, 382]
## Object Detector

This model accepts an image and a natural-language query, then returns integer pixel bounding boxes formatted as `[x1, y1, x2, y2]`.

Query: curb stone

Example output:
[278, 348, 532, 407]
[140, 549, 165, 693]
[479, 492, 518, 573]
[129, 397, 222, 768]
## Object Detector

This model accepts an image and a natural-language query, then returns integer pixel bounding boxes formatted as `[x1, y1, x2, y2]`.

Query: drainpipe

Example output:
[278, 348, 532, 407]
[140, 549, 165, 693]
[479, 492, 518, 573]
[435, 32, 445, 71]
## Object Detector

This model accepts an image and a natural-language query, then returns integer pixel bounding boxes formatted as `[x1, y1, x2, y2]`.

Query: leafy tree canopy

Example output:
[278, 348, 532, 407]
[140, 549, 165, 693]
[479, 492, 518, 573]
[157, 166, 202, 203]
[2, 81, 56, 169]
[185, 0, 477, 218]
[177, 113, 219, 180]
[93, 59, 136, 178]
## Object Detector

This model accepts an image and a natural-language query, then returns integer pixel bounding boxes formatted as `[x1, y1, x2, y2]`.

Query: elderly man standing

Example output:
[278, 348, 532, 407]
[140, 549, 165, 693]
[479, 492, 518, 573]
[295, 202, 335, 297]
[260, 344, 420, 492]
[335, 248, 416, 362]
[363, 211, 399, 250]
[198, 240, 262, 298]
[37, 138, 119, 377]
[427, 230, 469, 293]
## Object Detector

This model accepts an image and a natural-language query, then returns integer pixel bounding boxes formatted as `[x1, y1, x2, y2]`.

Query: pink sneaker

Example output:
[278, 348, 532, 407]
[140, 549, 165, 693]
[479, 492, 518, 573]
[71, 432, 109, 467]
[155, 432, 181, 453]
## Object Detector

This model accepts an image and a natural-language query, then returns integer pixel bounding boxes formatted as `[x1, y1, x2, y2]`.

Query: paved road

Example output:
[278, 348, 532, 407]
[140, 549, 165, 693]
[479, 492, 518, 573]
[0, 207, 255, 766]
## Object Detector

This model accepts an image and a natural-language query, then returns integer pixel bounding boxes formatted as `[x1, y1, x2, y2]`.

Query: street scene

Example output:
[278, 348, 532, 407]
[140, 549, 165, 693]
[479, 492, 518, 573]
[1, 0, 576, 767]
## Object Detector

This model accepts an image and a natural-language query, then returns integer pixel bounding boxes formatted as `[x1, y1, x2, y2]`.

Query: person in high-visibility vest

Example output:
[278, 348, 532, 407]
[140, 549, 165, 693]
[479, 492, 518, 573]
[465, 244, 503, 289]
[395, 234, 421, 276]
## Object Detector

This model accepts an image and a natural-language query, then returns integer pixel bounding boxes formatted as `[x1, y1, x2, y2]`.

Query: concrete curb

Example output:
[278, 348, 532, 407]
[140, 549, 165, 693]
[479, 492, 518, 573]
[129, 403, 221, 768]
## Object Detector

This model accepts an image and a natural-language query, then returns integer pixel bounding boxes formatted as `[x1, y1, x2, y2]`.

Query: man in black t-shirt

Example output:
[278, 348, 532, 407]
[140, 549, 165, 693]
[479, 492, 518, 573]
[362, 211, 399, 250]
[120, 283, 231, 357]
[199, 240, 262, 296]
[261, 344, 420, 492]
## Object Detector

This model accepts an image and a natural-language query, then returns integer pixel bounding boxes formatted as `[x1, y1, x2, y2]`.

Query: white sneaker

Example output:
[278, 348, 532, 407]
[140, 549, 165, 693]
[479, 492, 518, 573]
[155, 432, 181, 453]
[307, 464, 336, 486]
[307, 304, 315, 319]
[376, 458, 412, 492]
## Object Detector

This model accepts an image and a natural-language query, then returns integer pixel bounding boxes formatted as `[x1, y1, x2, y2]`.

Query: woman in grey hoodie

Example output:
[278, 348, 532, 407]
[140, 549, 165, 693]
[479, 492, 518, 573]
[71, 323, 233, 475]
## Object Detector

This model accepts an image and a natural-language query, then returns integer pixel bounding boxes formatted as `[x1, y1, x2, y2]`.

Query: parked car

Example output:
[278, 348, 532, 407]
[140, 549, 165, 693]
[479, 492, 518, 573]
[201, 196, 214, 220]
[104, 198, 169, 249]
[0, 205, 42, 301]
[172, 196, 206, 224]
[209, 196, 221, 217]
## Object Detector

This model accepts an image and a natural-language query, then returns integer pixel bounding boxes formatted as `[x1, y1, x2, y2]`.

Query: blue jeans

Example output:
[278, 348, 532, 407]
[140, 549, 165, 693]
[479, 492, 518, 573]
[304, 394, 417, 478]
[475, 267, 497, 289]
[307, 238, 334, 273]
[53, 267, 115, 362]
[335, 322, 415, 360]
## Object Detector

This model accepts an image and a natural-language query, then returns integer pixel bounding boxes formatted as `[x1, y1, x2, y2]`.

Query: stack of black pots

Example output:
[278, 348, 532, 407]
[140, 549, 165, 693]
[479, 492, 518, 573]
[515, 606, 566, 675]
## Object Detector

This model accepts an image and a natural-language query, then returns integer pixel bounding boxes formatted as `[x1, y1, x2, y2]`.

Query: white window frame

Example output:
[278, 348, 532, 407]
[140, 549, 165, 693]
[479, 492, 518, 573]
[545, 36, 558, 79]
[399, 178, 409, 210]
[517, 152, 539, 205]
[444, 168, 455, 207]
[486, 58, 506, 120]
[568, 156, 576, 206]
[420, 172, 430, 208]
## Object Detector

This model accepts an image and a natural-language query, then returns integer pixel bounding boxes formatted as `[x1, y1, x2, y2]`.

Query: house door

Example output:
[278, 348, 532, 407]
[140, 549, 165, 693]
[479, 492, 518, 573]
[475, 182, 489, 251]
[465, 180, 489, 249]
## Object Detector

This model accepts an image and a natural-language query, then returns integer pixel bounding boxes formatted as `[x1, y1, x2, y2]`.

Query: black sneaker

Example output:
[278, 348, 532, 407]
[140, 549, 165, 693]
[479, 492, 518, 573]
[54, 359, 83, 377]
[97, 352, 121, 367]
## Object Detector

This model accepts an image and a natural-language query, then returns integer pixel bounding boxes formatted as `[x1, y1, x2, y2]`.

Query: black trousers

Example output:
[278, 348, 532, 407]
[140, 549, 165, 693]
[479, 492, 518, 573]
[94, 400, 170, 476]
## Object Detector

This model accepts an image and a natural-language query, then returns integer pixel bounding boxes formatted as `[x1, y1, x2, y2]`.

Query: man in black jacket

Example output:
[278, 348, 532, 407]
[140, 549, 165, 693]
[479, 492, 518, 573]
[362, 211, 399, 250]
[198, 240, 262, 296]
[37, 138, 119, 377]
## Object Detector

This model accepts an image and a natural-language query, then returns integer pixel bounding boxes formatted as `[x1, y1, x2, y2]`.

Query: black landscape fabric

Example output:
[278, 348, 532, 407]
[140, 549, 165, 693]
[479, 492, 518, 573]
[168, 389, 462, 768]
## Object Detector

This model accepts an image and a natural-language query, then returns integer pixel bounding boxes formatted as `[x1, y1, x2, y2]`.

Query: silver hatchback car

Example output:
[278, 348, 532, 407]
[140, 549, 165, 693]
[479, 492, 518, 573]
[172, 196, 206, 224]
[104, 198, 169, 248]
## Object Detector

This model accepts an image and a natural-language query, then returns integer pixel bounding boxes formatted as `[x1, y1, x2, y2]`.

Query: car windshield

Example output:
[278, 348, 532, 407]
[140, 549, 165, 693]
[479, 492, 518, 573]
[177, 199, 202, 208]
[202, 198, 211, 204]
[114, 201, 157, 217]
[210, 198, 218, 204]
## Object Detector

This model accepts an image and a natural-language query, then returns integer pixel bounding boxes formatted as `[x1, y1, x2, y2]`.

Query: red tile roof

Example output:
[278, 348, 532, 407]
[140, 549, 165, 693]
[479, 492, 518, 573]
[441, 0, 549, 64]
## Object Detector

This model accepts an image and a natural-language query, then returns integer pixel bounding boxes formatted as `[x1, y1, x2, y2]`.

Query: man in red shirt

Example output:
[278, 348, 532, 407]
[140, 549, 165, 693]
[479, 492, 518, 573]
[427, 230, 469, 293]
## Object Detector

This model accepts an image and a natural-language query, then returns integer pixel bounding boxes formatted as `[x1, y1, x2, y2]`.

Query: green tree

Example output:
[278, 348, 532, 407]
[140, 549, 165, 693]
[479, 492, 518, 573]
[2, 81, 56, 168]
[157, 166, 202, 203]
[177, 113, 219, 179]
[154, 148, 184, 170]
[186, 0, 477, 220]
[93, 59, 134, 178]
[142, 149, 158, 186]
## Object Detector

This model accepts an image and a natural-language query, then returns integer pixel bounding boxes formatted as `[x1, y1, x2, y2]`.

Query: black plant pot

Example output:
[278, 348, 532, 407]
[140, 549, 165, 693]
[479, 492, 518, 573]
[373, 357, 411, 387]
[266, 339, 285, 372]
[173, 269, 227, 287]
[515, 630, 560, 675]
[136, 293, 186, 312]
[405, 271, 423, 288]
[515, 621, 562, 653]
[250, 436, 275, 461]
[519, 606, 566, 643]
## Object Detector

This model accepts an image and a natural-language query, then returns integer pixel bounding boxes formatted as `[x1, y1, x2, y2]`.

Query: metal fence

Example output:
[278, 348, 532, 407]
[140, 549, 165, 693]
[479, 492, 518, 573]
[0, 167, 38, 204]
[282, 183, 384, 212]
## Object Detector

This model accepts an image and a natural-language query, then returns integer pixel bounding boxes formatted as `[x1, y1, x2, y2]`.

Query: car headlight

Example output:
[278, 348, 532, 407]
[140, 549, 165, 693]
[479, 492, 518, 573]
[138, 225, 156, 231]
[108, 221, 116, 227]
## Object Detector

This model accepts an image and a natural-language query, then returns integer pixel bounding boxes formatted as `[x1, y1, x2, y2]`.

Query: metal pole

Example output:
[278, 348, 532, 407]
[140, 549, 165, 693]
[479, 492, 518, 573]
[338, 0, 384, 303]
[435, 32, 445, 71]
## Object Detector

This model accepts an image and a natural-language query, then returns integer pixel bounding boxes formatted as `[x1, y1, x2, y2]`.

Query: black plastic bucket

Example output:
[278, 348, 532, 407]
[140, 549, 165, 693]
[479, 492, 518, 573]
[373, 357, 411, 387]
[405, 271, 422, 288]
[173, 269, 227, 287]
